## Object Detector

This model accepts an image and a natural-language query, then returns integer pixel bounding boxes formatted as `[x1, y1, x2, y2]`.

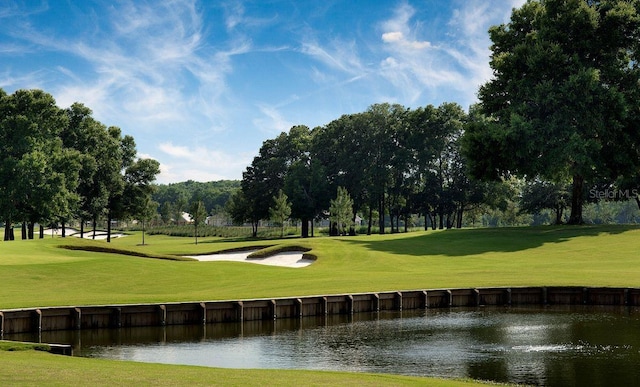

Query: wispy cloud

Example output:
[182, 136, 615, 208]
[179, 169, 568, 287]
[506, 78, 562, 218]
[377, 0, 526, 107]
[253, 104, 295, 134]
[156, 142, 253, 183]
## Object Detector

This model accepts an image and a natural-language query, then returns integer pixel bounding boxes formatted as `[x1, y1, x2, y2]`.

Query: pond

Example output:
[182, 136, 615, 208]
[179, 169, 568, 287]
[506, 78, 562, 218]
[8, 305, 640, 386]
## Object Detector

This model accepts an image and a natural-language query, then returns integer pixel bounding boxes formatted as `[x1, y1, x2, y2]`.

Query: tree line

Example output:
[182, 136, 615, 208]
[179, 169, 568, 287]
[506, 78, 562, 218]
[0, 88, 160, 241]
[228, 102, 507, 237]
[152, 180, 239, 225]
[230, 0, 640, 235]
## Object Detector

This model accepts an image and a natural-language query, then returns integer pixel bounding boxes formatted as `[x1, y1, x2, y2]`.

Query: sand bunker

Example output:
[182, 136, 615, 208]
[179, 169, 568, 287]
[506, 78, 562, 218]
[43, 228, 125, 240]
[187, 250, 314, 268]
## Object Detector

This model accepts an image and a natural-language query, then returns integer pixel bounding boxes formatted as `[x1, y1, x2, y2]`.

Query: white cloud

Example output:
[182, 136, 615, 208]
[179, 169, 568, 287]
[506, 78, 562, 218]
[382, 30, 431, 50]
[382, 31, 403, 43]
[376, 0, 526, 107]
[300, 38, 365, 78]
[156, 142, 253, 183]
[253, 105, 294, 134]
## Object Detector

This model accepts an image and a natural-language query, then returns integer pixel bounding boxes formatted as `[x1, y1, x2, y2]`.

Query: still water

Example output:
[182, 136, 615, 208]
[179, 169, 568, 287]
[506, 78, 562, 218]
[9, 306, 640, 386]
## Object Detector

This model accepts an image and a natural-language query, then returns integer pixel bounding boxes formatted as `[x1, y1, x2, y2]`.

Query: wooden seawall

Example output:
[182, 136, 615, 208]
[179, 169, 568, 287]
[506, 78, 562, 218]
[2, 286, 640, 336]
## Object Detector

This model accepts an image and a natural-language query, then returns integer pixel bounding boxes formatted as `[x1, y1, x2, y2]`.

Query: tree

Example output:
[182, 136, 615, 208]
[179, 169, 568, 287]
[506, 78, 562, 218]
[159, 201, 173, 224]
[139, 198, 158, 246]
[189, 200, 207, 244]
[0, 89, 80, 240]
[62, 103, 110, 239]
[329, 187, 354, 236]
[269, 189, 292, 238]
[520, 179, 570, 224]
[123, 158, 161, 243]
[463, 0, 640, 224]
[104, 127, 137, 242]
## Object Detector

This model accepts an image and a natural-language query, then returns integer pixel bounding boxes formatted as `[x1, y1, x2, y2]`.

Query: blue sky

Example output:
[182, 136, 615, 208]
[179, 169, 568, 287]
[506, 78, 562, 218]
[1, 0, 525, 183]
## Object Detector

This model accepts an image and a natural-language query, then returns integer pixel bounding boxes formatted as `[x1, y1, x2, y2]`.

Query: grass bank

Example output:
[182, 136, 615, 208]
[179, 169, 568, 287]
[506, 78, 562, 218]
[0, 349, 485, 387]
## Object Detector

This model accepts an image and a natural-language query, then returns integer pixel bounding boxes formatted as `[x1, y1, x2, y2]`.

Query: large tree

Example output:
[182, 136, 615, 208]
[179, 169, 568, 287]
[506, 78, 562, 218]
[463, 0, 640, 224]
[0, 89, 80, 239]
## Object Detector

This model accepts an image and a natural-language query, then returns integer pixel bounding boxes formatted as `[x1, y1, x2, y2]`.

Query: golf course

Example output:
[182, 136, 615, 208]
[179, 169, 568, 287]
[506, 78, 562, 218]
[1, 224, 639, 385]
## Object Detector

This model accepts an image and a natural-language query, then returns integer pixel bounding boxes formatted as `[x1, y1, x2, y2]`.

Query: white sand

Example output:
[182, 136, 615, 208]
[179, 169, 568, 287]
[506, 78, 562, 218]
[187, 250, 314, 268]
[43, 228, 125, 240]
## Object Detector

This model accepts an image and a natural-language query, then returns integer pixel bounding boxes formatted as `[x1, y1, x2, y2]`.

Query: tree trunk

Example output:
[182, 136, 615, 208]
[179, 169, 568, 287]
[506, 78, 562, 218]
[92, 218, 97, 239]
[61, 221, 66, 238]
[251, 219, 258, 238]
[22, 222, 27, 240]
[39, 224, 44, 239]
[438, 209, 444, 230]
[378, 197, 385, 234]
[80, 220, 84, 238]
[4, 221, 11, 241]
[28, 222, 35, 239]
[367, 206, 373, 235]
[456, 207, 464, 229]
[107, 214, 112, 243]
[555, 206, 564, 225]
[301, 217, 309, 238]
[568, 174, 584, 225]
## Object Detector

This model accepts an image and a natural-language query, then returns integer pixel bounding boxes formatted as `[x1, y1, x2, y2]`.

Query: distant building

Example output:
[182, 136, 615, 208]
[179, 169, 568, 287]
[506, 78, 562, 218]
[177, 212, 193, 225]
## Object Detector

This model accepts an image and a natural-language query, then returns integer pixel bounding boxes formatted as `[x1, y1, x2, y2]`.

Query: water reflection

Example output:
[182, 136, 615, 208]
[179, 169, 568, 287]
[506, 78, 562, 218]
[7, 306, 640, 386]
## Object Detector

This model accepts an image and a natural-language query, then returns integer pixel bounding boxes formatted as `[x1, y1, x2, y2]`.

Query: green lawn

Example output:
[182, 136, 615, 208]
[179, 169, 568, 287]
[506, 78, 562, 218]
[1, 225, 639, 309]
[0, 349, 493, 387]
[1, 224, 638, 386]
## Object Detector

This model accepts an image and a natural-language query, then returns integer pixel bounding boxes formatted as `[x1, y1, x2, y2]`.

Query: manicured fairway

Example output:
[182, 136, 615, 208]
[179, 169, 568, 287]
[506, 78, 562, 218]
[0, 225, 639, 309]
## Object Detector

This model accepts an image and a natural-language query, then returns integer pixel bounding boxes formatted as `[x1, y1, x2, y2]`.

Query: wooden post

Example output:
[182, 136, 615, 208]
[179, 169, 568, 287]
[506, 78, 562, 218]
[236, 301, 244, 322]
[200, 302, 207, 324]
[74, 308, 82, 330]
[159, 305, 166, 326]
[296, 299, 303, 318]
[34, 309, 42, 333]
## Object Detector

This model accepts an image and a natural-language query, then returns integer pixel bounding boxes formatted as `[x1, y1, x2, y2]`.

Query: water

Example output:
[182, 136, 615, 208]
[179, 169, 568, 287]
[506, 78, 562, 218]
[8, 306, 640, 386]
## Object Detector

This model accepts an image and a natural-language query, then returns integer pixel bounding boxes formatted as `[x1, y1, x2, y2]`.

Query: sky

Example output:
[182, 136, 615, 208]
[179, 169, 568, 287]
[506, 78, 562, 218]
[1, 0, 525, 184]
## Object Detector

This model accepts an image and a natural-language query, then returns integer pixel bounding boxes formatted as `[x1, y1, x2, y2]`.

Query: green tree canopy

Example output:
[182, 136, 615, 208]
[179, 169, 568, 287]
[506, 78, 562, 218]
[329, 186, 354, 236]
[464, 0, 640, 224]
[269, 189, 292, 238]
[189, 200, 207, 245]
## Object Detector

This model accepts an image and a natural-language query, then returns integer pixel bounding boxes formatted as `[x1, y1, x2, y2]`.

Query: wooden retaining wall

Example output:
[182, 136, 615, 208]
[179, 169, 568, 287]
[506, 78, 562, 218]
[2, 286, 640, 336]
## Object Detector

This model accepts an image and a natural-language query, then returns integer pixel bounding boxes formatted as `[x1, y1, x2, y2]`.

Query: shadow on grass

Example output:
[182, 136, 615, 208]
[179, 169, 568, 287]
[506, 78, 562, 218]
[195, 235, 304, 244]
[339, 225, 639, 257]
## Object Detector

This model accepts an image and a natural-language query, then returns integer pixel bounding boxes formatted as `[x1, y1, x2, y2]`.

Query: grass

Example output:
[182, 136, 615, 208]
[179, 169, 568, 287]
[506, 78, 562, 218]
[1, 224, 639, 385]
[0, 350, 487, 387]
[1, 225, 639, 309]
